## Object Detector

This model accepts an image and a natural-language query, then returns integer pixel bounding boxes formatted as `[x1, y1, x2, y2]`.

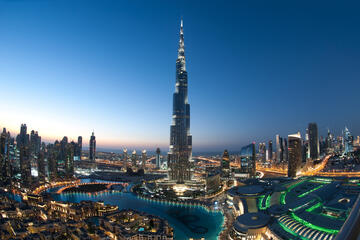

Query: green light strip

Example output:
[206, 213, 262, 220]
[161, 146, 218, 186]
[290, 213, 339, 234]
[258, 195, 266, 210]
[306, 202, 322, 212]
[265, 194, 271, 208]
[280, 192, 286, 204]
[278, 221, 310, 240]
[298, 185, 324, 198]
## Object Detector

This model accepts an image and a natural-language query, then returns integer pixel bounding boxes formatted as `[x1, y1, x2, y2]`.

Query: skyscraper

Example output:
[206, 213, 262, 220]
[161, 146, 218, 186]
[221, 149, 230, 177]
[89, 132, 96, 162]
[168, 19, 192, 183]
[37, 150, 46, 183]
[344, 127, 354, 154]
[123, 148, 128, 170]
[155, 148, 161, 169]
[142, 150, 147, 170]
[131, 150, 137, 168]
[288, 132, 302, 178]
[276, 135, 283, 163]
[240, 143, 256, 178]
[308, 123, 319, 160]
[268, 140, 273, 161]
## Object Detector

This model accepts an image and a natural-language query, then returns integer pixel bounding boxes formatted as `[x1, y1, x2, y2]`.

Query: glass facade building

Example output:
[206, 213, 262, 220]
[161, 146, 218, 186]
[240, 143, 256, 178]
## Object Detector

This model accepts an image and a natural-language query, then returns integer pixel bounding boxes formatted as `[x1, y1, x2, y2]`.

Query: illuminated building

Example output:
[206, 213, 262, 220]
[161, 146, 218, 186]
[65, 144, 74, 178]
[259, 142, 266, 162]
[131, 150, 137, 168]
[89, 132, 96, 162]
[155, 147, 161, 169]
[276, 134, 283, 163]
[287, 132, 302, 178]
[282, 138, 288, 163]
[20, 146, 32, 187]
[308, 122, 319, 160]
[16, 123, 29, 148]
[0, 129, 12, 186]
[168, 19, 192, 183]
[221, 149, 230, 177]
[267, 140, 273, 161]
[123, 148, 128, 170]
[240, 143, 256, 178]
[141, 149, 147, 170]
[30, 130, 41, 155]
[343, 126, 354, 154]
[74, 136, 82, 160]
[37, 150, 46, 183]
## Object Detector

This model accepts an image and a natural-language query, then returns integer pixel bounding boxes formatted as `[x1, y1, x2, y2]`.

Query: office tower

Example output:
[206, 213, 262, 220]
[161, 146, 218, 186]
[76, 136, 82, 160]
[48, 147, 58, 180]
[276, 135, 283, 163]
[131, 150, 137, 168]
[65, 144, 74, 178]
[30, 130, 41, 155]
[268, 140, 273, 161]
[17, 124, 29, 147]
[123, 148, 128, 170]
[89, 132, 96, 162]
[20, 146, 31, 187]
[142, 150, 147, 170]
[282, 138, 288, 163]
[221, 149, 230, 177]
[344, 127, 354, 154]
[259, 143, 266, 162]
[168, 19, 192, 183]
[308, 123, 319, 160]
[155, 148, 161, 169]
[0, 129, 12, 186]
[240, 143, 256, 178]
[37, 151, 46, 183]
[288, 132, 302, 178]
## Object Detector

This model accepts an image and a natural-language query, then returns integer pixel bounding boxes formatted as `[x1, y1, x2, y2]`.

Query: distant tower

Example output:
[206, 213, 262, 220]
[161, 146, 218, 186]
[142, 150, 147, 170]
[268, 140, 273, 161]
[288, 132, 302, 178]
[131, 150, 137, 168]
[259, 143, 266, 162]
[37, 151, 46, 183]
[240, 143, 256, 178]
[282, 138, 288, 163]
[89, 132, 96, 162]
[221, 149, 230, 177]
[168, 19, 192, 183]
[77, 136, 82, 159]
[123, 149, 128, 170]
[156, 148, 161, 169]
[344, 127, 354, 154]
[276, 135, 283, 163]
[308, 123, 319, 160]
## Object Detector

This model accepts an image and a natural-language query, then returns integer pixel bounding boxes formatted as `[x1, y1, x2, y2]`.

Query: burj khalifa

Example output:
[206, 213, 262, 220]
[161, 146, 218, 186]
[168, 19, 192, 183]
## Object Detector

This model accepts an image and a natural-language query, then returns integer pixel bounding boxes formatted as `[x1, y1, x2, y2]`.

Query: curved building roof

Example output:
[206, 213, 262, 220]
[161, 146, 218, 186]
[228, 185, 265, 197]
[233, 212, 270, 233]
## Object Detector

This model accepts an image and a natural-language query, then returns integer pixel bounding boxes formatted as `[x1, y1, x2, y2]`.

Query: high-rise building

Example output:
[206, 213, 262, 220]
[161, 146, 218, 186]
[30, 130, 41, 155]
[259, 143, 266, 162]
[65, 144, 74, 178]
[276, 135, 283, 163]
[131, 150, 137, 168]
[344, 127, 354, 154]
[20, 146, 31, 187]
[267, 140, 273, 161]
[142, 150, 147, 170]
[17, 124, 29, 148]
[282, 138, 288, 163]
[288, 132, 302, 178]
[168, 19, 192, 183]
[75, 136, 82, 160]
[308, 123, 319, 160]
[0, 129, 12, 186]
[123, 148, 128, 170]
[240, 143, 256, 178]
[37, 150, 46, 183]
[155, 148, 161, 169]
[89, 132, 96, 162]
[221, 149, 230, 177]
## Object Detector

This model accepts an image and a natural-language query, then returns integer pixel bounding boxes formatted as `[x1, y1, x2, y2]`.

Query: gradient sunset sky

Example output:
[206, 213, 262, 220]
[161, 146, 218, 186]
[1, 0, 360, 151]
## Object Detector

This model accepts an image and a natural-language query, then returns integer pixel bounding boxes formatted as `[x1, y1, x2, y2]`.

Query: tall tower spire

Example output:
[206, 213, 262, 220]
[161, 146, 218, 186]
[168, 18, 192, 183]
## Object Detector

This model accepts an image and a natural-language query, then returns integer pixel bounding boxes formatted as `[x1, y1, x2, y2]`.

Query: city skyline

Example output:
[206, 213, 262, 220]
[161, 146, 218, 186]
[1, 0, 360, 151]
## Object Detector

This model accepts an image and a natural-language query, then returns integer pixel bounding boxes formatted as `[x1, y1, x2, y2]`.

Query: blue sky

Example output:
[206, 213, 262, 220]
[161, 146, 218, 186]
[0, 0, 359, 151]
